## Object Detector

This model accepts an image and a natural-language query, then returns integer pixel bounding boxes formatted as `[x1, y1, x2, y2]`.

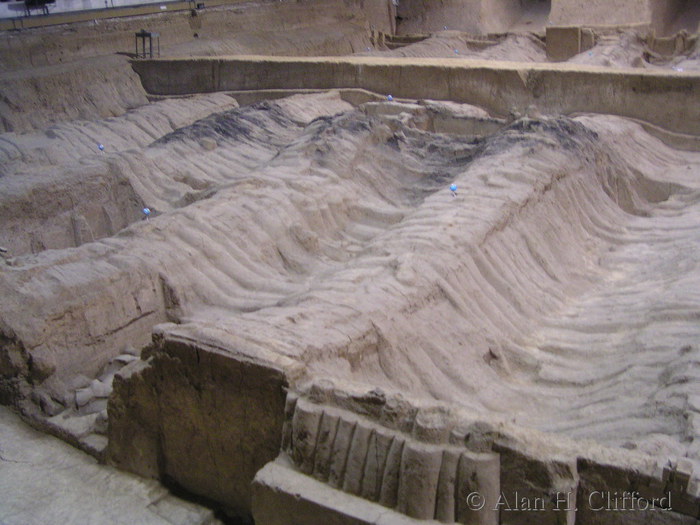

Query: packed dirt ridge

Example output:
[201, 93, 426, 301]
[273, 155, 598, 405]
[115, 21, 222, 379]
[2, 0, 700, 523]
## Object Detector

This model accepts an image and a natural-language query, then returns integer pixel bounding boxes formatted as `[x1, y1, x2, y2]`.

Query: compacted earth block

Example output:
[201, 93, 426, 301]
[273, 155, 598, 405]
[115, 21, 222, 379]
[2, 0, 700, 524]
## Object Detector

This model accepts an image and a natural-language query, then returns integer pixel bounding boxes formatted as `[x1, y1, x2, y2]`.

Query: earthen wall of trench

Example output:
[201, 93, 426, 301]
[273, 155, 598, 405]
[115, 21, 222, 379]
[131, 56, 700, 136]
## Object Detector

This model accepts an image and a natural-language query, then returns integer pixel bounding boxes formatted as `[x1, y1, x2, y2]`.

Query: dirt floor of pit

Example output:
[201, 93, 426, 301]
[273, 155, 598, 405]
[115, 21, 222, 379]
[0, 405, 224, 525]
[3, 1, 700, 523]
[3, 90, 700, 468]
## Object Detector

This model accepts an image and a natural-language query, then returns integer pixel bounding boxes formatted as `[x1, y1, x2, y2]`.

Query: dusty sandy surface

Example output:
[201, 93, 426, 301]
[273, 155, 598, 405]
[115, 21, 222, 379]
[2, 1, 700, 521]
[0, 406, 222, 525]
[356, 32, 547, 62]
[3, 90, 700, 469]
[367, 28, 700, 71]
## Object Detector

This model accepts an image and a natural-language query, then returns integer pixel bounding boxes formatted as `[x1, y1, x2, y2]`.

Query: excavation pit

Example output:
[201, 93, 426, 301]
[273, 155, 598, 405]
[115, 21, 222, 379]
[2, 2, 700, 524]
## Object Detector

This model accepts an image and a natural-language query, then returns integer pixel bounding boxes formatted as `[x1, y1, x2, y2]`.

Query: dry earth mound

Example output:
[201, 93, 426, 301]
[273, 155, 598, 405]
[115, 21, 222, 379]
[3, 2, 700, 522]
[2, 93, 700, 481]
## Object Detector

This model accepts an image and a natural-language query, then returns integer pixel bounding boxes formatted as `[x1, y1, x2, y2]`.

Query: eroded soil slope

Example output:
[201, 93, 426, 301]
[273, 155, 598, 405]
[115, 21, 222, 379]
[2, 92, 700, 472]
